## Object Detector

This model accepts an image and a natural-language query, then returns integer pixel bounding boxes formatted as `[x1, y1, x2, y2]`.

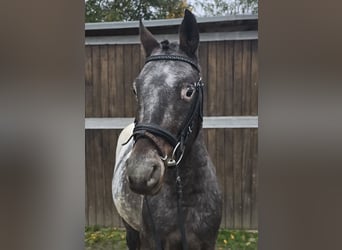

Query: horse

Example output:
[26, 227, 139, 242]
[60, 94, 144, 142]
[112, 10, 222, 250]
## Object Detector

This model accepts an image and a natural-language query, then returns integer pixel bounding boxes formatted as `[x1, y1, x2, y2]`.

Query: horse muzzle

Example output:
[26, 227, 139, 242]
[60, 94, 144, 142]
[126, 151, 165, 195]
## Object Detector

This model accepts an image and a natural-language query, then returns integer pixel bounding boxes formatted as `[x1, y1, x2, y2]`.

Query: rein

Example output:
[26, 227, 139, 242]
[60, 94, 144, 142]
[133, 55, 203, 250]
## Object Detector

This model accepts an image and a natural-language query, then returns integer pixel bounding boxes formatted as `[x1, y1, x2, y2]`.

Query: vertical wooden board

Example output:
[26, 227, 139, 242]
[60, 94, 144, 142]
[207, 42, 217, 116]
[85, 46, 93, 117]
[233, 129, 243, 228]
[85, 130, 90, 225]
[233, 41, 243, 116]
[115, 45, 125, 117]
[215, 128, 225, 228]
[224, 41, 234, 116]
[102, 130, 115, 226]
[124, 45, 134, 117]
[216, 41, 225, 116]
[251, 41, 259, 115]
[108, 46, 117, 117]
[92, 46, 102, 117]
[224, 129, 234, 228]
[242, 40, 252, 116]
[93, 130, 105, 225]
[86, 130, 97, 225]
[198, 42, 208, 116]
[250, 128, 258, 228]
[242, 129, 252, 228]
[100, 46, 109, 117]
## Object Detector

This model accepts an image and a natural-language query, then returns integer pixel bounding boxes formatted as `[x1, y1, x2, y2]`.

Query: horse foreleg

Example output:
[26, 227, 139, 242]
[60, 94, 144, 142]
[123, 219, 140, 250]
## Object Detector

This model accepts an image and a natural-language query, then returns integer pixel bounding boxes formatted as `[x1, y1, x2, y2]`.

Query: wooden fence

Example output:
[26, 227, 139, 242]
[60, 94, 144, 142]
[85, 15, 258, 229]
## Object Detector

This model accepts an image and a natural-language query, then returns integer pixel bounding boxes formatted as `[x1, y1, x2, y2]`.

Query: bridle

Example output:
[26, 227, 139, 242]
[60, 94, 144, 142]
[127, 54, 204, 250]
[133, 54, 204, 168]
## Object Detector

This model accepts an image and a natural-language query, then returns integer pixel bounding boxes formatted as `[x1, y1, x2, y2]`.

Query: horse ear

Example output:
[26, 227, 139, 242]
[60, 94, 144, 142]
[179, 9, 199, 57]
[140, 20, 160, 57]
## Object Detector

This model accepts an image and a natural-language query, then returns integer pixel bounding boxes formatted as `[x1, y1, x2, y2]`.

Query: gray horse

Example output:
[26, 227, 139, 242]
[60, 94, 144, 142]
[112, 10, 222, 250]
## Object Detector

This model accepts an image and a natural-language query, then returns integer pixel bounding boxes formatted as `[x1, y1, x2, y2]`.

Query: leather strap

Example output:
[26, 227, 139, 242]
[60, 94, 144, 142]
[145, 55, 200, 72]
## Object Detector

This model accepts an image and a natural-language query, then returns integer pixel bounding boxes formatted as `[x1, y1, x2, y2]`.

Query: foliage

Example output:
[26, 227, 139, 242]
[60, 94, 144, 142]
[194, 0, 258, 16]
[85, 0, 190, 22]
[85, 226, 258, 250]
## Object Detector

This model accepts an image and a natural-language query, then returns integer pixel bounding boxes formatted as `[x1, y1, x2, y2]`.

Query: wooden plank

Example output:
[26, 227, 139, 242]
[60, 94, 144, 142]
[123, 45, 134, 117]
[85, 46, 93, 117]
[233, 41, 243, 116]
[224, 129, 234, 228]
[93, 131, 105, 225]
[224, 41, 234, 116]
[92, 46, 102, 117]
[251, 41, 258, 115]
[216, 41, 225, 116]
[115, 45, 125, 117]
[86, 130, 97, 225]
[85, 130, 90, 225]
[102, 130, 114, 226]
[207, 42, 217, 116]
[100, 46, 109, 117]
[250, 128, 258, 228]
[216, 128, 225, 228]
[242, 40, 252, 115]
[233, 129, 243, 228]
[93, 46, 102, 117]
[242, 129, 252, 228]
[108, 46, 117, 117]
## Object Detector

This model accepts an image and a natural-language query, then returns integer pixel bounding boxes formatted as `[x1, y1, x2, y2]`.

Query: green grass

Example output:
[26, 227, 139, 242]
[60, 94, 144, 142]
[85, 226, 258, 250]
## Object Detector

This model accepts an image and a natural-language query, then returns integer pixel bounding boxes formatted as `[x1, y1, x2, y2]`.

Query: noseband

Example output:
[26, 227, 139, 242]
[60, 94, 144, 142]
[132, 54, 204, 168]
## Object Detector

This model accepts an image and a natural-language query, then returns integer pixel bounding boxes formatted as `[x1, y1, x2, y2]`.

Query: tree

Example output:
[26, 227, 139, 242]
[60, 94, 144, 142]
[85, 0, 108, 22]
[192, 0, 258, 16]
[85, 0, 190, 22]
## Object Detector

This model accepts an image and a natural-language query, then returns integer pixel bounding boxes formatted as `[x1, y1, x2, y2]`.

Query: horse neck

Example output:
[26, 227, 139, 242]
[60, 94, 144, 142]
[164, 130, 208, 189]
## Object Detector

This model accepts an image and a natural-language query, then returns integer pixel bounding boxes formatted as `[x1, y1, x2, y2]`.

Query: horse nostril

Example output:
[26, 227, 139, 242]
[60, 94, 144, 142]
[147, 176, 157, 188]
[127, 176, 133, 185]
[146, 164, 159, 188]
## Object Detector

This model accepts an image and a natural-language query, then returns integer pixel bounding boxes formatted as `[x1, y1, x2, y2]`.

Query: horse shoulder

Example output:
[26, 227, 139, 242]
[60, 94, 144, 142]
[112, 123, 143, 231]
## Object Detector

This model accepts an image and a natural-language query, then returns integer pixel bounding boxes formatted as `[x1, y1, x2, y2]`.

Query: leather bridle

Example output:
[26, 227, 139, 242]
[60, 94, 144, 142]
[132, 54, 204, 168]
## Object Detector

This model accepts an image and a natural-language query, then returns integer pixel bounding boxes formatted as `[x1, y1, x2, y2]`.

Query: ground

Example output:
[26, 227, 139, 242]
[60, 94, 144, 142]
[85, 226, 258, 250]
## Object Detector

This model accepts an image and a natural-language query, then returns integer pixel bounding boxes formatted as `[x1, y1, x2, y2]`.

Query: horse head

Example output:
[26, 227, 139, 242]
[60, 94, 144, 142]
[126, 10, 203, 195]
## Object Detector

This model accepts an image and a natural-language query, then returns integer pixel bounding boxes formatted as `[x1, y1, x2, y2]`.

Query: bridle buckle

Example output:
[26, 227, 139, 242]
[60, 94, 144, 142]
[166, 142, 184, 167]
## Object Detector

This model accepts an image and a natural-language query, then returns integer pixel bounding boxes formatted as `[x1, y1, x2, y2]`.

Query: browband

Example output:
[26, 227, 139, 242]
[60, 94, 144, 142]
[145, 55, 200, 72]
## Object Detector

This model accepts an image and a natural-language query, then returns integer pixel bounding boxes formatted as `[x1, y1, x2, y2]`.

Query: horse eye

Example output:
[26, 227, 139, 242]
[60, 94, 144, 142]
[186, 88, 194, 97]
[132, 86, 137, 96]
[181, 86, 195, 101]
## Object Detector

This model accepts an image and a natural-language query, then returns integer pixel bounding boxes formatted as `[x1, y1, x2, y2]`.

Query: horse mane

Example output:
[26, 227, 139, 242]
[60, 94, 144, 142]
[161, 40, 170, 50]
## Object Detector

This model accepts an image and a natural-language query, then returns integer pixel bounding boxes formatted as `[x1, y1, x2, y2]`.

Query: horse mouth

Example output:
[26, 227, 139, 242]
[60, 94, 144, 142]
[129, 178, 163, 196]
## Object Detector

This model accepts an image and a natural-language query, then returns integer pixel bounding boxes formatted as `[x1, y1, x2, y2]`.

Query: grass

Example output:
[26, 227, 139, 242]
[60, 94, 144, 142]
[85, 226, 258, 250]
